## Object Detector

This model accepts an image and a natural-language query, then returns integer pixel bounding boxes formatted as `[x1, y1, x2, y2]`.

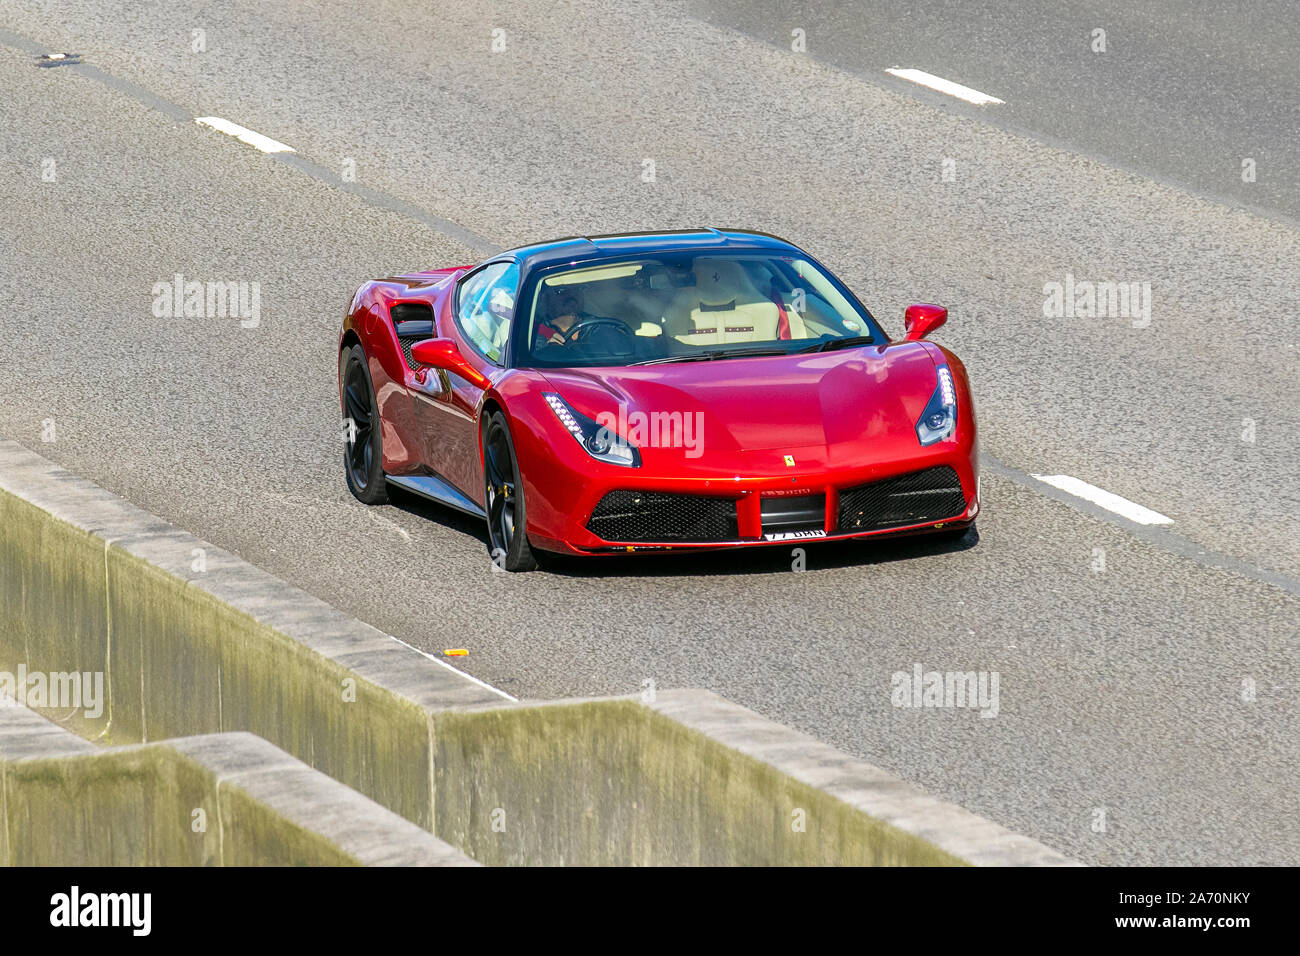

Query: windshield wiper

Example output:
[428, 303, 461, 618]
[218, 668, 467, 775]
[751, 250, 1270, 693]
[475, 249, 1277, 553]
[796, 335, 877, 353]
[630, 347, 790, 366]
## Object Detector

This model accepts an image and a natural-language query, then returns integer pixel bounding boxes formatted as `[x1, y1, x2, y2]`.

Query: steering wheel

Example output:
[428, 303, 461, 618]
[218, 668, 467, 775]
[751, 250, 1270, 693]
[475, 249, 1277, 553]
[565, 316, 635, 343]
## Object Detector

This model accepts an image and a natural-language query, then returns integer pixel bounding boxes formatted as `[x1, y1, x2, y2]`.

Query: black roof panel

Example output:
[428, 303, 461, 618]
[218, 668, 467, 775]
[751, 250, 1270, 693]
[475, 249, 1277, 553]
[507, 228, 800, 272]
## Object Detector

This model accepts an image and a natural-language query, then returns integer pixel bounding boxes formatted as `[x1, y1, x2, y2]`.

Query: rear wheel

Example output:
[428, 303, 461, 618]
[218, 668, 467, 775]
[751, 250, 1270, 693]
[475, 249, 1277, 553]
[482, 411, 540, 572]
[341, 344, 388, 504]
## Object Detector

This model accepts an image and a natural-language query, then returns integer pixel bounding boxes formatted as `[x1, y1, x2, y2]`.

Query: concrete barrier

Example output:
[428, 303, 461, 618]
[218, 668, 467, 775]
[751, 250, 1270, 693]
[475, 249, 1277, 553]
[0, 440, 504, 829]
[0, 704, 475, 866]
[431, 693, 1073, 866]
[0, 440, 1076, 865]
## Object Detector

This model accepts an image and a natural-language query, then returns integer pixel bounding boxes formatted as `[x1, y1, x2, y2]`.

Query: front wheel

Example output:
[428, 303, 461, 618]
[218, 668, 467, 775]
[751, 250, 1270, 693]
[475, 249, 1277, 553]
[482, 411, 541, 572]
[341, 344, 388, 504]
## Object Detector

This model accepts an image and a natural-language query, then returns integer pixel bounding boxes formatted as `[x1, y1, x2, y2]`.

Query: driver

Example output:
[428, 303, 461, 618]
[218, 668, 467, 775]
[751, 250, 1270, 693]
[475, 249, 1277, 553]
[534, 283, 634, 350]
[534, 283, 588, 347]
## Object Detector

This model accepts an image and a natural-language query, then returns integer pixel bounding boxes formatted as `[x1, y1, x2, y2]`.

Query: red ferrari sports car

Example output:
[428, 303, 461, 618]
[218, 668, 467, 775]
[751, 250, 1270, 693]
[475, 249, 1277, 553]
[339, 229, 979, 570]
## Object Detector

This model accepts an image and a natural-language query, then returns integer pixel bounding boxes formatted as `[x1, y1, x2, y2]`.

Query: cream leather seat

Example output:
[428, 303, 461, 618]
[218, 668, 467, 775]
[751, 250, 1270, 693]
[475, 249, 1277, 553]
[665, 259, 805, 345]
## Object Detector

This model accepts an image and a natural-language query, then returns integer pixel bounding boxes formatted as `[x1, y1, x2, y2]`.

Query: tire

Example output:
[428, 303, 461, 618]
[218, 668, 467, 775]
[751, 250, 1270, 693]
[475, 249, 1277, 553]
[482, 410, 541, 572]
[340, 344, 388, 505]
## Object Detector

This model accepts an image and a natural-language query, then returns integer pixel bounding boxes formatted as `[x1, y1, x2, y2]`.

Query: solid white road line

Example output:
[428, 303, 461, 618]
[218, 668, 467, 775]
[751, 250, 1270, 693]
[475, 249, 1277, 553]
[885, 68, 1005, 105]
[385, 634, 519, 702]
[194, 116, 295, 154]
[1030, 474, 1174, 525]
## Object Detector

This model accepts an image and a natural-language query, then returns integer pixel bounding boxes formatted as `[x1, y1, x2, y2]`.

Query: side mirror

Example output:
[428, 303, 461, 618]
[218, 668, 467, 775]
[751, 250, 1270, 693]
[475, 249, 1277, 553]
[903, 303, 948, 341]
[410, 338, 491, 389]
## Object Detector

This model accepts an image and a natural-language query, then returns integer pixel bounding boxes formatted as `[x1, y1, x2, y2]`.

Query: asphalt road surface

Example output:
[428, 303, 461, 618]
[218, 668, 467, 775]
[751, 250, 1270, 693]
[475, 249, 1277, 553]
[1, 0, 1295, 866]
[692, 0, 1300, 223]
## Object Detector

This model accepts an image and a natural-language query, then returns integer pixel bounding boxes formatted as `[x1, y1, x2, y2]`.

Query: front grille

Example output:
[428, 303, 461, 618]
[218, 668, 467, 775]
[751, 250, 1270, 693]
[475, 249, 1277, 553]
[587, 490, 738, 542]
[837, 466, 966, 532]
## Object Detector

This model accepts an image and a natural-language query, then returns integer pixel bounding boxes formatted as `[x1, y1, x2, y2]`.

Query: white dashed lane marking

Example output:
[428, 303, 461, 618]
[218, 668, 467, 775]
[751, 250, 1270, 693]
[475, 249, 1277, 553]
[195, 116, 295, 154]
[885, 68, 1005, 105]
[1030, 474, 1174, 525]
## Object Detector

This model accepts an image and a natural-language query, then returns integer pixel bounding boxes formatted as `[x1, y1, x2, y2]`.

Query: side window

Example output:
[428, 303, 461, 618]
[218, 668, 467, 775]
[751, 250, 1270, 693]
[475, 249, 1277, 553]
[456, 261, 519, 363]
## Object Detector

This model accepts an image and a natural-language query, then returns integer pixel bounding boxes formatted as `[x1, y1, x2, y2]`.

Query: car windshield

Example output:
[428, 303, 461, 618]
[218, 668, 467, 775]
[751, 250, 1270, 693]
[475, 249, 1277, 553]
[516, 253, 882, 369]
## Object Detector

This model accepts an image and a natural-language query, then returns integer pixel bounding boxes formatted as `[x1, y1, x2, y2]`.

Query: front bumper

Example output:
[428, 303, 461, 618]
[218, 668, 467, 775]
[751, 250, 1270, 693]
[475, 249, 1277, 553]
[519, 429, 980, 555]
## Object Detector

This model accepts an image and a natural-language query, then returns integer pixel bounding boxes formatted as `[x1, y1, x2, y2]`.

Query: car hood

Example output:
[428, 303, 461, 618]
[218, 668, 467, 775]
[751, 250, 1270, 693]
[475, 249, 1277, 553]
[536, 341, 940, 463]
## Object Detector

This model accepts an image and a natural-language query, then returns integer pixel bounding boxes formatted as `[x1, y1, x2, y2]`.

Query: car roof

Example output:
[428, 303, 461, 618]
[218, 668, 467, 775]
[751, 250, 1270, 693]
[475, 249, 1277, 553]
[504, 228, 802, 272]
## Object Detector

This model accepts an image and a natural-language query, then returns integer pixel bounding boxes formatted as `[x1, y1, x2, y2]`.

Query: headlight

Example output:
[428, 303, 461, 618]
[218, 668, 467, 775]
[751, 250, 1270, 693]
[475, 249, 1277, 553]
[544, 393, 640, 467]
[915, 365, 957, 445]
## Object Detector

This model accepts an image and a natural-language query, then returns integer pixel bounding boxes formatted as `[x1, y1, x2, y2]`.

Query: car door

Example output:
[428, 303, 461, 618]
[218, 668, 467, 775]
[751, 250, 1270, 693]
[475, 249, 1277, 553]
[409, 260, 519, 504]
